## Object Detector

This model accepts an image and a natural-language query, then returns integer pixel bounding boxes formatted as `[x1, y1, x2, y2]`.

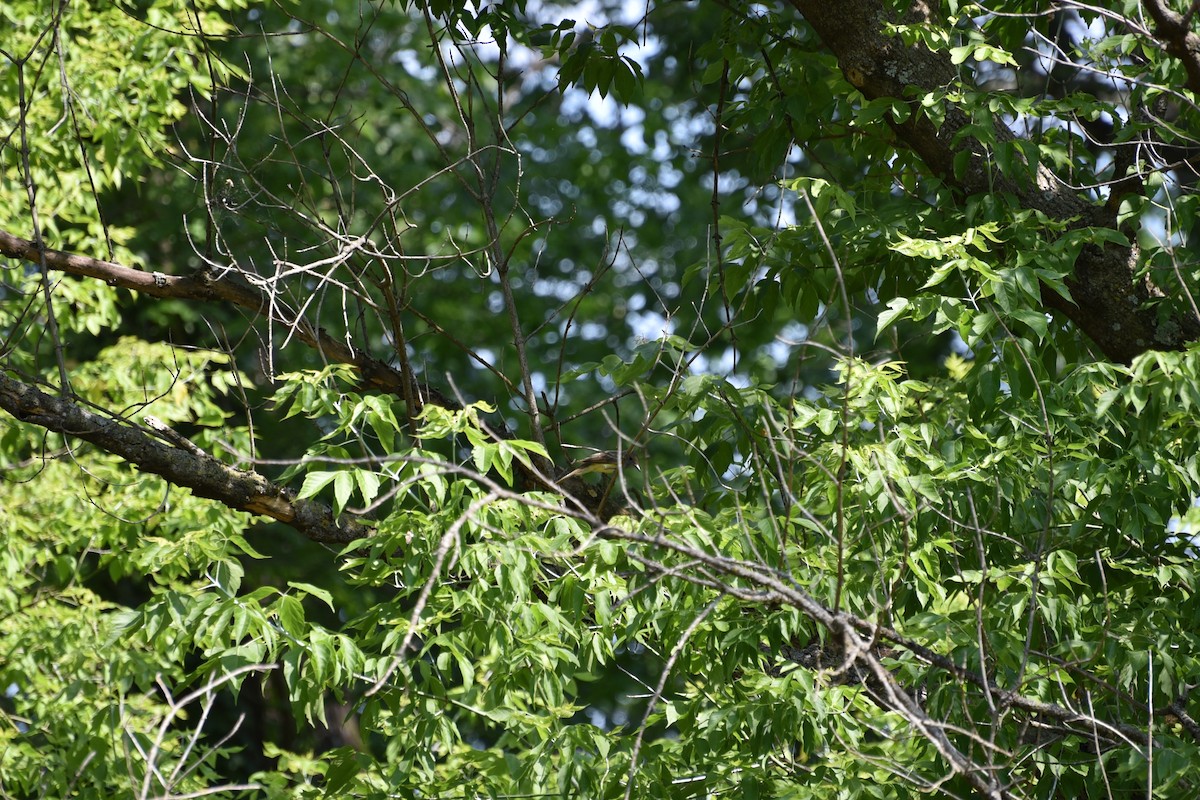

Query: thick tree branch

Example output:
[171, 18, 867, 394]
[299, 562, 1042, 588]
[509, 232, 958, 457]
[1142, 0, 1200, 95]
[0, 371, 369, 543]
[789, 0, 1200, 362]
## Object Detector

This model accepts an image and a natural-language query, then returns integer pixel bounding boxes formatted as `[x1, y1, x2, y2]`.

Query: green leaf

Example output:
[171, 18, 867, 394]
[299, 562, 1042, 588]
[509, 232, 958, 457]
[333, 471, 355, 514]
[298, 471, 339, 501]
[276, 595, 306, 636]
[288, 581, 335, 610]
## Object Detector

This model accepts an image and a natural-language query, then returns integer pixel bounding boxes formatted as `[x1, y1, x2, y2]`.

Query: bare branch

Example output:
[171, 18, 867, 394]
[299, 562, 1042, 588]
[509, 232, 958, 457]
[0, 227, 451, 406]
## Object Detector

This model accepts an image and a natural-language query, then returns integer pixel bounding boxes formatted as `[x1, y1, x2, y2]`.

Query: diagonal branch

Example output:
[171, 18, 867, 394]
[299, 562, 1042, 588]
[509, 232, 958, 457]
[600, 523, 1188, 793]
[788, 0, 1200, 362]
[601, 526, 1010, 797]
[0, 229, 595, 499]
[1142, 0, 1200, 95]
[0, 228, 626, 514]
[0, 371, 369, 544]
[0, 227, 453, 407]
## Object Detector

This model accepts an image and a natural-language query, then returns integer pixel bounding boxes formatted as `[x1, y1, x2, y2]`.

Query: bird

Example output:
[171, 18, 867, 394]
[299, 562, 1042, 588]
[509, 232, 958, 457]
[560, 449, 637, 481]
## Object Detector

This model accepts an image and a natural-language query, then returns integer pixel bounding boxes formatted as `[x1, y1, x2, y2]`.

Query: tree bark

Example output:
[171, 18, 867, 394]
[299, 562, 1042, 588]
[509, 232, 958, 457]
[0, 372, 368, 543]
[789, 0, 1200, 362]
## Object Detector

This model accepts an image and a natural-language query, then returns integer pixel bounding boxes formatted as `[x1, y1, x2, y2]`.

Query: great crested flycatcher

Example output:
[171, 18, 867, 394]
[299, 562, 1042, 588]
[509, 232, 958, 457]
[560, 449, 637, 481]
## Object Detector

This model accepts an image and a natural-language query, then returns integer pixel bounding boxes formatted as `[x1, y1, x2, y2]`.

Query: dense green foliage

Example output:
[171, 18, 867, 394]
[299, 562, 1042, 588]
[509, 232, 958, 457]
[4, 1, 1200, 798]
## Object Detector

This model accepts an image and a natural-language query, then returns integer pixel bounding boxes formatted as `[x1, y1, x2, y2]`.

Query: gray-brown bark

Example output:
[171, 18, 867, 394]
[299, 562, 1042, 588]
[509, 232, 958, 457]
[0, 371, 369, 543]
[789, 0, 1200, 363]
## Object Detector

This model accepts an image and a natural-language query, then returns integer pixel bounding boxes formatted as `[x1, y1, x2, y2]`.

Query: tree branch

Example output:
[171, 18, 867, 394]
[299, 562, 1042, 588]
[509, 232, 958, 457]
[602, 526, 1011, 796]
[789, 0, 1200, 362]
[0, 228, 597, 500]
[0, 371, 369, 544]
[0, 227, 453, 406]
[1142, 0, 1200, 95]
[603, 522, 1177, 792]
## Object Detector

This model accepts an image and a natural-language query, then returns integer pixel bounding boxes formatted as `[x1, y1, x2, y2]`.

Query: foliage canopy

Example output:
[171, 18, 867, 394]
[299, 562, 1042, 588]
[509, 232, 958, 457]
[4, 1, 1200, 798]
